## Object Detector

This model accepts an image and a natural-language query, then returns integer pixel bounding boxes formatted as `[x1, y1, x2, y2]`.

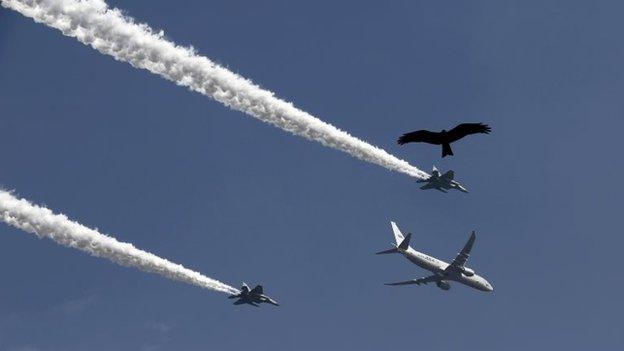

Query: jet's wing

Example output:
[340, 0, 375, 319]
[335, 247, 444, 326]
[385, 275, 439, 286]
[250, 285, 264, 295]
[232, 299, 247, 305]
[441, 170, 455, 181]
[447, 231, 476, 270]
[419, 183, 436, 190]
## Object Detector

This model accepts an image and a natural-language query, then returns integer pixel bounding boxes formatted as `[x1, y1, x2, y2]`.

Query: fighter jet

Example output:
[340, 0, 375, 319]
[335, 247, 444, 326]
[376, 222, 493, 292]
[417, 166, 468, 193]
[228, 283, 279, 307]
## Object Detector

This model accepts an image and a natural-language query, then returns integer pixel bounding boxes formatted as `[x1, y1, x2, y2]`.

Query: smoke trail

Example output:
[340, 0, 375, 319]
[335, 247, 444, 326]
[1, 0, 429, 180]
[0, 189, 239, 295]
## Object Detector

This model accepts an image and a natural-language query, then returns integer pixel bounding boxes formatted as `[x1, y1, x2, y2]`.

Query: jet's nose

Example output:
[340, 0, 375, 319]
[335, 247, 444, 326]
[484, 282, 494, 292]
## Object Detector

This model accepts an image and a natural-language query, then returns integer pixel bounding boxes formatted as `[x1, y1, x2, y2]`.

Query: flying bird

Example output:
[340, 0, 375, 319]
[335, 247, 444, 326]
[397, 123, 491, 157]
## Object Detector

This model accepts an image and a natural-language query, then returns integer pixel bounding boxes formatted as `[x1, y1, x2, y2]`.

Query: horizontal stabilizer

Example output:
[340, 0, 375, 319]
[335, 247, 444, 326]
[385, 275, 439, 286]
[385, 280, 420, 286]
[375, 248, 399, 255]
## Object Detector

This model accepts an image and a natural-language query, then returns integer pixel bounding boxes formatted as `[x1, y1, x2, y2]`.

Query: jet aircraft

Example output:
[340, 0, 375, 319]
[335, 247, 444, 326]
[228, 283, 279, 307]
[376, 222, 493, 292]
[417, 166, 468, 193]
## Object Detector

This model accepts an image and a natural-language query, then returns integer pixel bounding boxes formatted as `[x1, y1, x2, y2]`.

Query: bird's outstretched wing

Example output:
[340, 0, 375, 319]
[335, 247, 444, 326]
[446, 123, 491, 143]
[397, 130, 441, 145]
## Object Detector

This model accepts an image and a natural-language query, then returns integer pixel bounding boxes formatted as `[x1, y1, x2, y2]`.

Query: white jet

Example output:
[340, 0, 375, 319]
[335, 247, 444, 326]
[376, 222, 493, 292]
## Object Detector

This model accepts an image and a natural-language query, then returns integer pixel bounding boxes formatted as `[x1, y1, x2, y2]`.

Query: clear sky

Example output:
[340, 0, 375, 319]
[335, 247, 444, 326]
[1, 1, 623, 350]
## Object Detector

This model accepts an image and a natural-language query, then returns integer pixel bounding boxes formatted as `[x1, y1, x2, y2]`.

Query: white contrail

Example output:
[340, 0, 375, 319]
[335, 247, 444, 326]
[1, 0, 429, 180]
[0, 189, 239, 295]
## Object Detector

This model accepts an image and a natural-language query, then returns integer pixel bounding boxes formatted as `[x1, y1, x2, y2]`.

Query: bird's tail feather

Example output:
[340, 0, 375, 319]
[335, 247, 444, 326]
[442, 143, 454, 157]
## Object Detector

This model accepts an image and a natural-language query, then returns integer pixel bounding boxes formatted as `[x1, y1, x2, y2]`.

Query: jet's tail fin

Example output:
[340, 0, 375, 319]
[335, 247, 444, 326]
[377, 222, 412, 253]
[376, 233, 412, 255]
[398, 233, 412, 250]
[441, 170, 455, 181]
[390, 221, 405, 245]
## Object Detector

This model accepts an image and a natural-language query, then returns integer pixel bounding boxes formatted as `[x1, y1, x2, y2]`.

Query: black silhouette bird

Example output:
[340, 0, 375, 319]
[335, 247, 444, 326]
[397, 123, 491, 157]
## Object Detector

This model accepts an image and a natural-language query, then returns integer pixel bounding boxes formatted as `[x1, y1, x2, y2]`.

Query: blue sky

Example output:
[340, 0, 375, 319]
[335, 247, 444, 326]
[1, 1, 623, 350]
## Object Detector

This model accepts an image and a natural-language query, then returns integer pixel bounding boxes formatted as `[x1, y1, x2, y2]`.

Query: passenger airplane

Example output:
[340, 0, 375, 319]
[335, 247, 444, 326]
[377, 222, 493, 292]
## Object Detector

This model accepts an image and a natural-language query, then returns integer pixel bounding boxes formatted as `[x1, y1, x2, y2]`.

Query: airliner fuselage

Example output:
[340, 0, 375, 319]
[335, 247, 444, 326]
[399, 246, 493, 292]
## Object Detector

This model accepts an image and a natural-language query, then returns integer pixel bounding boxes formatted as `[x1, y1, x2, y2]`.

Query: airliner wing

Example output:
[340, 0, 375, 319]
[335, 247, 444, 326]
[448, 231, 476, 269]
[385, 275, 439, 286]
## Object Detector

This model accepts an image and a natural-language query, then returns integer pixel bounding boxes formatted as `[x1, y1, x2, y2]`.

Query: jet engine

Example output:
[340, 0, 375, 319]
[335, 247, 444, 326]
[461, 267, 475, 277]
[436, 280, 451, 290]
